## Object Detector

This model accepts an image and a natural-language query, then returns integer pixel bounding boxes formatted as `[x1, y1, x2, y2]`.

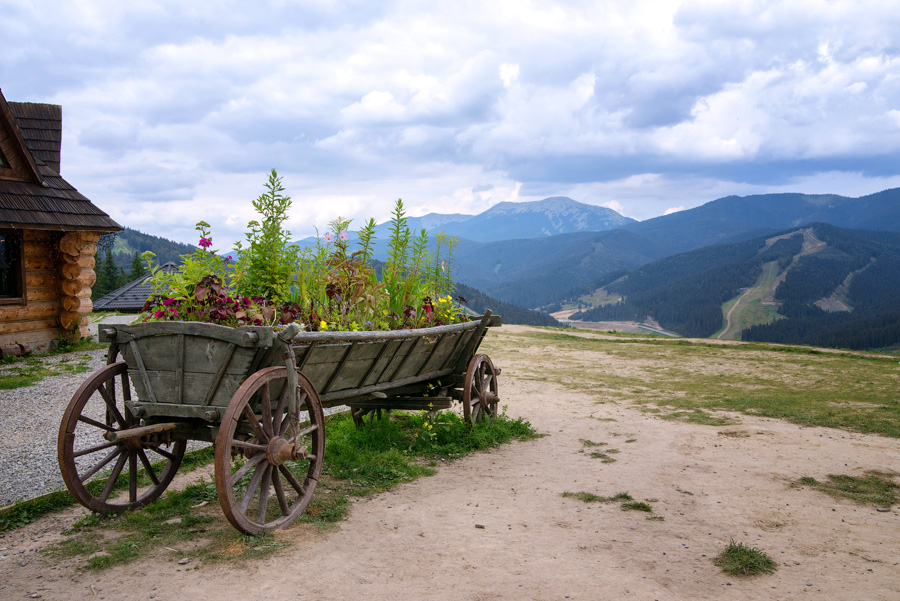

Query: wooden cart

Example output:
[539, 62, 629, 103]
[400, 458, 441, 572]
[58, 313, 500, 534]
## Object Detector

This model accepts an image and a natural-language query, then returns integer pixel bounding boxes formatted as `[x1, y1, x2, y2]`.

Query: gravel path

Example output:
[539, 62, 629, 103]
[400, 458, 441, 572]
[0, 348, 110, 505]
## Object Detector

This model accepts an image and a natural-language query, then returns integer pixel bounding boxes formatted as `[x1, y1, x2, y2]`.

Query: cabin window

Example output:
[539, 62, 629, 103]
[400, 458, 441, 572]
[0, 231, 25, 303]
[0, 149, 9, 169]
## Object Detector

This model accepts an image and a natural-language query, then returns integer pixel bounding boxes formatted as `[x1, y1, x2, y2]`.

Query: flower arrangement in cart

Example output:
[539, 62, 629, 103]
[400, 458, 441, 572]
[140, 170, 468, 331]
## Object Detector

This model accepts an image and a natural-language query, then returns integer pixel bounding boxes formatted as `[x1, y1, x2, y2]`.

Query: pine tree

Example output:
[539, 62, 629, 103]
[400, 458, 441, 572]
[92, 251, 118, 300]
[128, 251, 145, 282]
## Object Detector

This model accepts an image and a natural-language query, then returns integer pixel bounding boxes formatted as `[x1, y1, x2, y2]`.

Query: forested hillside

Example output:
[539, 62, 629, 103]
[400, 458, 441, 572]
[453, 283, 561, 327]
[742, 226, 900, 349]
[570, 224, 900, 350]
[569, 234, 802, 336]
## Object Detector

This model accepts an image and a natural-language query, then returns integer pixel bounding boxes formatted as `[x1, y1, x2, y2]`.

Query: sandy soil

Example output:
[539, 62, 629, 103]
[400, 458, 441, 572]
[2, 325, 899, 600]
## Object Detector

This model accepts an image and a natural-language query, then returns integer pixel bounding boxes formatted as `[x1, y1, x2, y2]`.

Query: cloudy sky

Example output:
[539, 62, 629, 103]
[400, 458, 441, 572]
[3, 0, 900, 248]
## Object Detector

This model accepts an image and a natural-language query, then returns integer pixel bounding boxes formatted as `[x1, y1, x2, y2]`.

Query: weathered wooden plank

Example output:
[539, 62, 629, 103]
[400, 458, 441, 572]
[127, 339, 158, 405]
[127, 370, 249, 408]
[348, 396, 453, 411]
[108, 323, 274, 348]
[202, 342, 237, 406]
[322, 342, 356, 394]
[175, 333, 184, 405]
[357, 340, 391, 388]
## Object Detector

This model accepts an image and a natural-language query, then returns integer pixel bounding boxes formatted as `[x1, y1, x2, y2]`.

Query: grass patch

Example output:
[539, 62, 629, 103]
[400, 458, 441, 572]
[0, 338, 106, 390]
[798, 471, 899, 507]
[0, 446, 215, 533]
[41, 410, 538, 570]
[714, 539, 777, 576]
[561, 490, 659, 516]
[659, 409, 735, 426]
[506, 329, 900, 437]
[562, 491, 633, 503]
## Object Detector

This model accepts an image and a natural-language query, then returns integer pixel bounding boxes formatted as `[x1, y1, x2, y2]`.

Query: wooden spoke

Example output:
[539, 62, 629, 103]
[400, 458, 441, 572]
[241, 404, 268, 442]
[239, 463, 266, 514]
[73, 440, 118, 458]
[278, 463, 307, 496]
[137, 449, 160, 486]
[77, 415, 115, 432]
[260, 382, 273, 438]
[215, 366, 325, 534]
[228, 453, 266, 486]
[257, 466, 273, 523]
[272, 470, 290, 516]
[230, 440, 268, 452]
[99, 452, 128, 502]
[462, 354, 500, 424]
[78, 447, 122, 483]
[58, 362, 186, 514]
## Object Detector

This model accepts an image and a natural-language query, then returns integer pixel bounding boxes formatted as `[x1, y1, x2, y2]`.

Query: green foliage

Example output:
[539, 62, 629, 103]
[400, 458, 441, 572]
[231, 169, 301, 304]
[140, 222, 235, 321]
[128, 251, 145, 281]
[799, 471, 899, 507]
[621, 501, 653, 512]
[290, 200, 464, 331]
[714, 539, 777, 576]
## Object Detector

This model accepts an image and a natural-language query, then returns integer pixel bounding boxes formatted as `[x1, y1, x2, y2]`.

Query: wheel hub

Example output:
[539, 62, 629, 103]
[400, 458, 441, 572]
[266, 436, 297, 466]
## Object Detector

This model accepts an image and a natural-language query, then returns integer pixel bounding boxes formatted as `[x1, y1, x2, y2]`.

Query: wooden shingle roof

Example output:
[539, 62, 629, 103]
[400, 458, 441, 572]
[0, 88, 121, 232]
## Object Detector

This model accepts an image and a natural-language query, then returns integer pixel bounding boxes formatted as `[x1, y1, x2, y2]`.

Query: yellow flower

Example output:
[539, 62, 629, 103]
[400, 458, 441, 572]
[320, 320, 328, 331]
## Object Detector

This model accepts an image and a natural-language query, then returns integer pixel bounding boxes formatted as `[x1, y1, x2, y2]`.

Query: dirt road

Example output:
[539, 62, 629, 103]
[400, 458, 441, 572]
[2, 325, 898, 600]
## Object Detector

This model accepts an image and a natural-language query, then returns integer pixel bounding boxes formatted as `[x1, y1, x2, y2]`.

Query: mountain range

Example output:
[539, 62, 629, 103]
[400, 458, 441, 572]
[109, 187, 900, 348]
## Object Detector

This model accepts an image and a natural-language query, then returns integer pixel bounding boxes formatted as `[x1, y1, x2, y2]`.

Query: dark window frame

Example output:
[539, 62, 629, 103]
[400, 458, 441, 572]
[0, 229, 26, 305]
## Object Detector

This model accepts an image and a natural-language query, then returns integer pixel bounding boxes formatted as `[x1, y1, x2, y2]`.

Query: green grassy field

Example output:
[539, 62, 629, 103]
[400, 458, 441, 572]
[487, 327, 900, 437]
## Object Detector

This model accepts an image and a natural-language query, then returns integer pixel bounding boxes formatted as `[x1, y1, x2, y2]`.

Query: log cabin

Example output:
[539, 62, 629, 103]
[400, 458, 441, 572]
[0, 88, 121, 352]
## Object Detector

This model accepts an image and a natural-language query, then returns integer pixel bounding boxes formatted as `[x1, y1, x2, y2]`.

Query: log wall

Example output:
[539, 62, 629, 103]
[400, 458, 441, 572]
[0, 229, 100, 351]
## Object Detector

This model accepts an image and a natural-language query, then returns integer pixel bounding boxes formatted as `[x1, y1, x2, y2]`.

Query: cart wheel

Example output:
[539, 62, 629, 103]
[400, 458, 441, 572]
[349, 407, 392, 427]
[215, 366, 325, 534]
[58, 362, 186, 513]
[462, 354, 500, 423]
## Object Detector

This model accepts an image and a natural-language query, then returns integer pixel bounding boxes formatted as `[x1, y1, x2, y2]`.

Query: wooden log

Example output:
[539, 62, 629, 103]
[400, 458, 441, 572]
[58, 233, 84, 256]
[82, 232, 100, 243]
[0, 316, 59, 336]
[58, 278, 81, 296]
[59, 253, 96, 268]
[0, 300, 59, 321]
[24, 256, 55, 271]
[61, 295, 81, 312]
[26, 271, 57, 289]
[59, 310, 82, 330]
[0, 327, 59, 347]
[77, 298, 93, 315]
[26, 287, 58, 302]
[59, 262, 82, 280]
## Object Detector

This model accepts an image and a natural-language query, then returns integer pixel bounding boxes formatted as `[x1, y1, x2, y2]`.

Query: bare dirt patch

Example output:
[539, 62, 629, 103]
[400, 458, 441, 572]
[2, 326, 899, 600]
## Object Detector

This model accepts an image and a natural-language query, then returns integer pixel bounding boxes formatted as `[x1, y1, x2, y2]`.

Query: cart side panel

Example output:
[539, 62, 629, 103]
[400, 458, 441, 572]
[133, 371, 249, 407]
[112, 324, 274, 408]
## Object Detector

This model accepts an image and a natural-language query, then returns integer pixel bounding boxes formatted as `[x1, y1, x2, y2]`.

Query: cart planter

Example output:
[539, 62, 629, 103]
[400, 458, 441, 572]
[58, 312, 501, 534]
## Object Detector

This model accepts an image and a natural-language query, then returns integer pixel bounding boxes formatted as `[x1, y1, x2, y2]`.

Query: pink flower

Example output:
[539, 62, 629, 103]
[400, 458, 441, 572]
[338, 231, 349, 241]
[162, 298, 176, 306]
[199, 237, 212, 248]
[170, 308, 178, 317]
[153, 310, 164, 318]
[225, 255, 232, 263]
[324, 232, 334, 243]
